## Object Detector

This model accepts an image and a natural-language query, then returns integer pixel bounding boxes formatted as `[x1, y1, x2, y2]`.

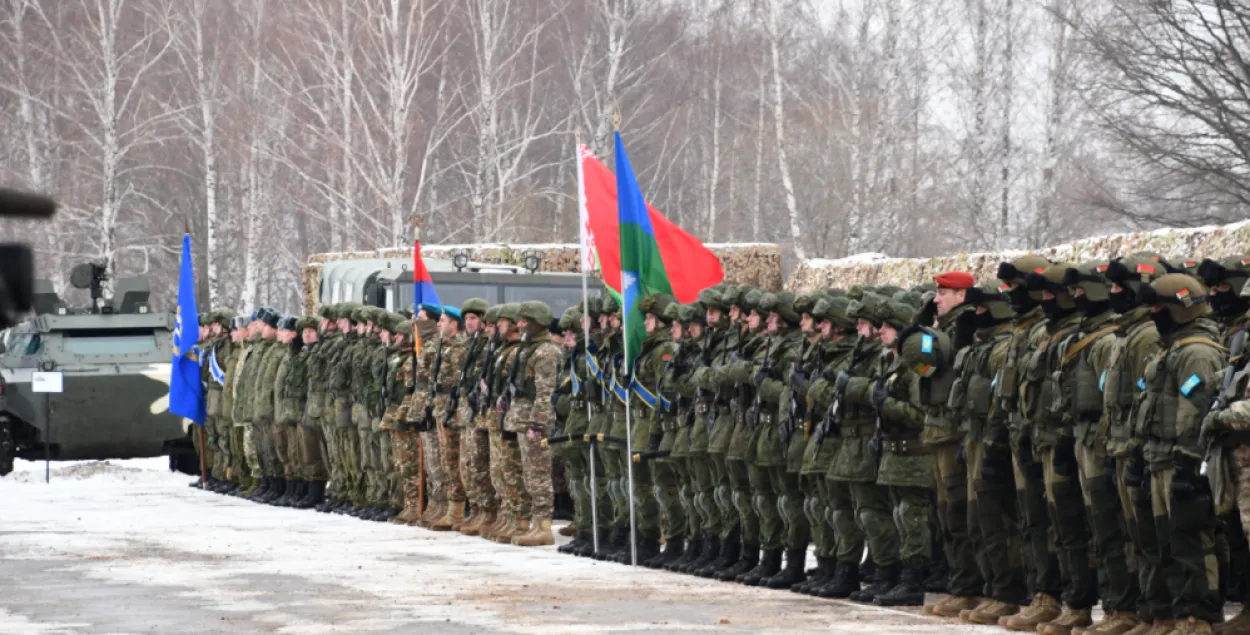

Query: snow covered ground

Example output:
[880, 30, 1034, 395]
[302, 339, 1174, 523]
[2, 459, 1004, 634]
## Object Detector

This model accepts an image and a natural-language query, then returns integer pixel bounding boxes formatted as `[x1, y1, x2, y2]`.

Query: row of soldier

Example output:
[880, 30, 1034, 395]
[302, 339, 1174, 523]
[190, 252, 1250, 635]
[191, 299, 564, 547]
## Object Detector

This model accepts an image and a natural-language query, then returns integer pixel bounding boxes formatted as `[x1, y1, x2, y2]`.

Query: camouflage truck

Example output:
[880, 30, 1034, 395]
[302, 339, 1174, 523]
[0, 264, 191, 476]
[303, 243, 784, 314]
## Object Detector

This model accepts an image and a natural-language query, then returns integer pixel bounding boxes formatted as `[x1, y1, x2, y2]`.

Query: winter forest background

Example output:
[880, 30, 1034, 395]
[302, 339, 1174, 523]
[1, 0, 1248, 314]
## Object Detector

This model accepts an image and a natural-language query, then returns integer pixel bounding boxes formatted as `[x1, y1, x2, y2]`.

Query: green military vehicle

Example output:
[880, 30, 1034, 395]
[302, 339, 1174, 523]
[0, 263, 193, 476]
[317, 255, 603, 320]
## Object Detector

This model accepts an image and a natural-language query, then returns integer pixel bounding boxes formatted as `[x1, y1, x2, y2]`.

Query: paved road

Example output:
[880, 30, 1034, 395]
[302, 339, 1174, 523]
[1, 460, 1001, 634]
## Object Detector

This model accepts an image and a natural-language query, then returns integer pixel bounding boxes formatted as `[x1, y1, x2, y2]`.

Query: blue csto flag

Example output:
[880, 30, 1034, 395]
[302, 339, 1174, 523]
[169, 233, 206, 425]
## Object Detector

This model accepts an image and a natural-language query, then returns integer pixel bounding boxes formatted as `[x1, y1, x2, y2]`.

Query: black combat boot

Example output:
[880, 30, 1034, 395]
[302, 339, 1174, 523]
[634, 537, 662, 565]
[872, 565, 926, 607]
[247, 477, 272, 502]
[669, 536, 703, 572]
[298, 481, 326, 509]
[314, 493, 336, 513]
[594, 527, 626, 561]
[655, 538, 686, 569]
[696, 538, 736, 578]
[715, 543, 759, 581]
[559, 533, 586, 555]
[739, 548, 783, 586]
[859, 553, 877, 582]
[576, 528, 608, 558]
[851, 562, 900, 603]
[795, 556, 836, 594]
[923, 554, 948, 593]
[261, 478, 285, 504]
[763, 548, 807, 589]
[681, 536, 719, 574]
[816, 560, 861, 599]
[283, 481, 308, 507]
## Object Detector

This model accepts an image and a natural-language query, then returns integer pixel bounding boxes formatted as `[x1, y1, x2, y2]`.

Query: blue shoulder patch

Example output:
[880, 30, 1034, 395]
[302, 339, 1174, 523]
[1136, 378, 1146, 391]
[920, 334, 934, 354]
[1098, 370, 1107, 393]
[991, 372, 999, 390]
[1180, 374, 1202, 397]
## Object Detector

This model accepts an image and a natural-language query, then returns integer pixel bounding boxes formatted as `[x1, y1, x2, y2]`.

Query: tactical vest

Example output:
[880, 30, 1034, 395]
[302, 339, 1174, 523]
[949, 336, 1002, 439]
[1136, 337, 1223, 452]
[1021, 322, 1080, 447]
[1103, 320, 1154, 455]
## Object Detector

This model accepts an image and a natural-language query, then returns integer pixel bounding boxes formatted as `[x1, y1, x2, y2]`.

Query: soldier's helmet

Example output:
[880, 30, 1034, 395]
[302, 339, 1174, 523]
[761, 291, 800, 325]
[638, 293, 676, 321]
[848, 291, 889, 326]
[740, 287, 765, 315]
[1062, 261, 1113, 302]
[698, 287, 727, 310]
[210, 309, 236, 329]
[676, 304, 701, 327]
[317, 304, 337, 321]
[897, 326, 951, 378]
[883, 300, 918, 330]
[1025, 263, 1078, 310]
[719, 285, 740, 309]
[295, 316, 319, 332]
[962, 284, 1015, 321]
[1164, 257, 1202, 275]
[338, 302, 362, 324]
[374, 312, 396, 333]
[793, 293, 817, 318]
[1139, 273, 1212, 324]
[813, 296, 855, 330]
[998, 255, 1053, 284]
[392, 319, 413, 337]
[461, 298, 490, 317]
[1104, 253, 1164, 294]
[496, 303, 522, 324]
[660, 300, 681, 325]
[1196, 256, 1250, 298]
[892, 290, 923, 308]
[558, 307, 580, 332]
[578, 296, 602, 319]
[517, 300, 553, 327]
[600, 294, 621, 315]
[483, 305, 501, 325]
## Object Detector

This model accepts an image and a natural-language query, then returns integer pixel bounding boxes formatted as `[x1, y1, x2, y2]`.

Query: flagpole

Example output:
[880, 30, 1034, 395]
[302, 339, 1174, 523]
[183, 216, 209, 490]
[575, 142, 601, 554]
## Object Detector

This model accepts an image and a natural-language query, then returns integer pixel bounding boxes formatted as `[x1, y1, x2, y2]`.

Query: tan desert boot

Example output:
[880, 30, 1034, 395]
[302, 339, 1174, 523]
[429, 501, 465, 531]
[558, 522, 577, 537]
[1076, 611, 1144, 635]
[457, 508, 485, 535]
[962, 599, 1019, 625]
[932, 595, 984, 618]
[1040, 607, 1094, 635]
[391, 505, 421, 525]
[417, 500, 445, 528]
[1000, 593, 1062, 631]
[1216, 607, 1250, 635]
[481, 512, 510, 541]
[512, 517, 554, 547]
[462, 508, 497, 537]
[493, 516, 530, 543]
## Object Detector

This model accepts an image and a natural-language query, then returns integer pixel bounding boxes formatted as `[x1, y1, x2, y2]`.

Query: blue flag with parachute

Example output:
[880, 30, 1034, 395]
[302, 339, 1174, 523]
[169, 233, 206, 425]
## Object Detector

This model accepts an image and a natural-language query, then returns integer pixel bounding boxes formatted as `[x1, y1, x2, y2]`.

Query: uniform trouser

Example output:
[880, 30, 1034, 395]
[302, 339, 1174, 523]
[229, 426, 248, 485]
[438, 425, 466, 504]
[629, 448, 660, 542]
[259, 420, 281, 478]
[393, 428, 422, 510]
[673, 456, 699, 539]
[1128, 461, 1171, 621]
[491, 430, 530, 519]
[711, 454, 738, 541]
[1150, 466, 1222, 624]
[770, 467, 810, 550]
[651, 457, 686, 541]
[420, 429, 445, 506]
[933, 442, 982, 598]
[1014, 440, 1062, 599]
[1041, 442, 1098, 609]
[851, 481, 900, 567]
[272, 424, 291, 480]
[600, 438, 629, 529]
[728, 458, 759, 545]
[968, 440, 1027, 605]
[321, 423, 341, 495]
[587, 440, 611, 532]
[460, 427, 497, 511]
[299, 423, 329, 481]
[804, 475, 836, 558]
[376, 431, 400, 509]
[242, 422, 262, 480]
[891, 485, 934, 566]
[518, 429, 554, 519]
[1076, 442, 1138, 613]
[553, 440, 587, 530]
[215, 416, 234, 480]
[336, 427, 363, 504]
[829, 478, 866, 565]
[690, 452, 720, 538]
[284, 424, 303, 481]
[355, 427, 376, 505]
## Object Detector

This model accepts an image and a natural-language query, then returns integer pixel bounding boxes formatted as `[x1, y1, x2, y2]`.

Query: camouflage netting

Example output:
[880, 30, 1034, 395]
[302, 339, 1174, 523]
[788, 221, 1250, 292]
[303, 242, 784, 314]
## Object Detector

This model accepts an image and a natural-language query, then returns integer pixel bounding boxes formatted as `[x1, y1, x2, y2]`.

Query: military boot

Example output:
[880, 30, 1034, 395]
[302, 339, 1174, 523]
[459, 508, 487, 535]
[1216, 606, 1250, 634]
[301, 481, 327, 510]
[860, 553, 878, 582]
[815, 561, 861, 599]
[1076, 611, 1144, 635]
[512, 517, 554, 547]
[270, 479, 292, 506]
[574, 528, 606, 557]
[467, 507, 497, 536]
[715, 544, 759, 581]
[558, 522, 577, 537]
[795, 556, 835, 594]
[286, 481, 309, 507]
[647, 538, 681, 569]
[763, 549, 807, 589]
[923, 555, 948, 593]
[872, 565, 926, 606]
[962, 599, 1020, 626]
[930, 595, 986, 619]
[669, 536, 703, 572]
[696, 538, 736, 578]
[1163, 618, 1215, 635]
[558, 534, 587, 555]
[263, 479, 287, 504]
[417, 500, 446, 528]
[1000, 593, 1063, 632]
[494, 516, 531, 544]
[739, 548, 783, 586]
[851, 562, 901, 604]
[682, 536, 719, 573]
[1039, 607, 1094, 635]
[479, 513, 508, 540]
[593, 527, 625, 560]
[245, 477, 270, 501]
[633, 537, 662, 565]
[392, 504, 421, 524]
[429, 501, 466, 531]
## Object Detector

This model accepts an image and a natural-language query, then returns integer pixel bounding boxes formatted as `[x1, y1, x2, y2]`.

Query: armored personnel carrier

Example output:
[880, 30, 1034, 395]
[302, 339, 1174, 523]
[0, 263, 191, 476]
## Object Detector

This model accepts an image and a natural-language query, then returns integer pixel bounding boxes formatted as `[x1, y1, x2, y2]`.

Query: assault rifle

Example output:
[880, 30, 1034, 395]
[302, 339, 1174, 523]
[497, 332, 531, 431]
[419, 338, 445, 431]
[470, 332, 500, 417]
[813, 341, 867, 458]
[748, 335, 776, 430]
[1202, 329, 1248, 448]
[444, 332, 481, 427]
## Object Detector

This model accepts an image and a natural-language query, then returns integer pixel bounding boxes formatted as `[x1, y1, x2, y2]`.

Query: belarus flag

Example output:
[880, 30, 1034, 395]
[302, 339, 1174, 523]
[577, 144, 724, 303]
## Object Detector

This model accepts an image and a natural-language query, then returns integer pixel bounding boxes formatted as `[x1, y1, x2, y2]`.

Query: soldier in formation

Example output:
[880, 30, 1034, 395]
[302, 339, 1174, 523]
[190, 254, 1250, 634]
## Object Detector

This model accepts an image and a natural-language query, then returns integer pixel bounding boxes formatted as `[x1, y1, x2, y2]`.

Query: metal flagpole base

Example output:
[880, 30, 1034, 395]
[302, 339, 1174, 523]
[625, 399, 637, 567]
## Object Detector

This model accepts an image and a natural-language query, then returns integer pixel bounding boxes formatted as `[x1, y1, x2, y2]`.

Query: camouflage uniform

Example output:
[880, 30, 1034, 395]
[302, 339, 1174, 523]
[660, 304, 706, 567]
[221, 331, 246, 486]
[550, 305, 595, 551]
[693, 288, 743, 572]
[640, 300, 687, 565]
[459, 308, 501, 533]
[398, 317, 443, 522]
[232, 334, 263, 484]
[378, 320, 414, 514]
[506, 301, 563, 544]
[297, 331, 329, 485]
[353, 312, 386, 509]
[203, 317, 234, 482]
[487, 305, 530, 539]
[276, 325, 310, 488]
[331, 314, 364, 507]
[272, 330, 300, 484]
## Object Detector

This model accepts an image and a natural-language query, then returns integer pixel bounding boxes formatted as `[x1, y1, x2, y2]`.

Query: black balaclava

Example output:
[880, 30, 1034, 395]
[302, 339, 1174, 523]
[1109, 287, 1136, 314]
[1074, 294, 1110, 318]
[1150, 309, 1180, 337]
[1211, 290, 1249, 319]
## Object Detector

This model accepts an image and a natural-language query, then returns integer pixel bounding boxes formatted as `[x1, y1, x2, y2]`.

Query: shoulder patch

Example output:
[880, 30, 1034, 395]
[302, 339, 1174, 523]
[921, 334, 934, 354]
[1136, 377, 1146, 391]
[1098, 370, 1107, 392]
[1180, 374, 1202, 397]
[990, 372, 998, 390]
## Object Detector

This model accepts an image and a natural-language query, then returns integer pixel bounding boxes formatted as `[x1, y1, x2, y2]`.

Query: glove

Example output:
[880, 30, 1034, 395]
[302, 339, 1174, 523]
[1124, 449, 1145, 488]
[835, 371, 852, 394]
[1172, 454, 1200, 495]
[1053, 439, 1078, 477]
[871, 381, 889, 412]
[527, 423, 546, 441]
